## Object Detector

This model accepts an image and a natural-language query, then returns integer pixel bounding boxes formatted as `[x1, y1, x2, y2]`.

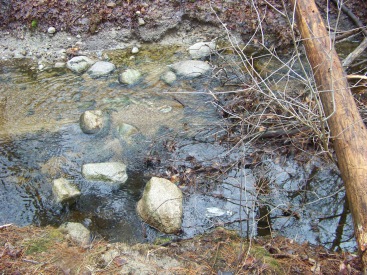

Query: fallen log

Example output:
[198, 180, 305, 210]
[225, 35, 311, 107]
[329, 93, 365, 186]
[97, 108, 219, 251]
[290, 0, 367, 271]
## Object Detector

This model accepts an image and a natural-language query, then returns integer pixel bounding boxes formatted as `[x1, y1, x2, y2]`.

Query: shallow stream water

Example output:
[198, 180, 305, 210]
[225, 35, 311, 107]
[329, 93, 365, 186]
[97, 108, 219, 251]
[0, 45, 356, 251]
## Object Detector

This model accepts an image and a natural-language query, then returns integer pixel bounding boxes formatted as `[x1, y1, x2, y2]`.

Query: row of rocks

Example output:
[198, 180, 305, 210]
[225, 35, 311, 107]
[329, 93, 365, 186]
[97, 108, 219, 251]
[65, 40, 216, 84]
[66, 55, 212, 84]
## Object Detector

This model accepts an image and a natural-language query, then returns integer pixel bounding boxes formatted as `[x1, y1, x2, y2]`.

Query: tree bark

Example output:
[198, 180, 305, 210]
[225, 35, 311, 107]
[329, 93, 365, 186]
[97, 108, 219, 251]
[290, 0, 367, 271]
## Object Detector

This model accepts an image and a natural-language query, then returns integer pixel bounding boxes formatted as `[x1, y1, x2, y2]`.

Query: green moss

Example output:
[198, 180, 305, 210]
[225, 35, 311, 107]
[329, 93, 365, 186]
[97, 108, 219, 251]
[31, 20, 38, 30]
[153, 236, 172, 245]
[24, 229, 63, 255]
[103, 44, 183, 67]
[250, 246, 282, 273]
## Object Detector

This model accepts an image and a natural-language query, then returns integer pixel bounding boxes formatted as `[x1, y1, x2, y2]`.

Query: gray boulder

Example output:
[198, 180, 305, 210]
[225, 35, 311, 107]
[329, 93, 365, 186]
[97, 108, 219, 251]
[80, 110, 106, 134]
[137, 177, 183, 234]
[188, 41, 216, 59]
[168, 60, 211, 78]
[59, 222, 90, 246]
[66, 56, 95, 74]
[52, 178, 81, 203]
[118, 69, 142, 85]
[87, 61, 116, 78]
[82, 162, 128, 183]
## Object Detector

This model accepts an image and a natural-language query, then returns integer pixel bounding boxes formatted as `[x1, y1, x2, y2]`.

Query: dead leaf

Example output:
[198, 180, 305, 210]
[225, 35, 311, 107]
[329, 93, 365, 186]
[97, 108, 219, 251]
[114, 256, 127, 267]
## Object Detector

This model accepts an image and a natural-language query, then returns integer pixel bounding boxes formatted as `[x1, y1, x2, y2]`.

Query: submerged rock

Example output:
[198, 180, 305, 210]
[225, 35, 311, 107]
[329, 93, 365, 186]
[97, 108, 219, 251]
[82, 162, 128, 183]
[87, 61, 116, 78]
[66, 56, 95, 74]
[52, 178, 81, 203]
[79, 110, 106, 134]
[188, 41, 216, 59]
[168, 60, 211, 78]
[117, 123, 139, 141]
[137, 177, 183, 234]
[161, 71, 177, 85]
[59, 222, 90, 246]
[118, 69, 142, 85]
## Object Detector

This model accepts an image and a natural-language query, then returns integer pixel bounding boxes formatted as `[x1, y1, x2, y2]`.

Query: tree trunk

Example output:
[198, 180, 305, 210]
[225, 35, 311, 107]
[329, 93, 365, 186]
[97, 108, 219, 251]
[290, 0, 367, 271]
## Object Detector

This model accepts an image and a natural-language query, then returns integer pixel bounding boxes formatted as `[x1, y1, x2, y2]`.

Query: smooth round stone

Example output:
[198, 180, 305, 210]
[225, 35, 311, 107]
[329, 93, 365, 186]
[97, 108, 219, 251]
[48, 27, 56, 34]
[118, 69, 142, 85]
[161, 71, 177, 85]
[79, 110, 105, 134]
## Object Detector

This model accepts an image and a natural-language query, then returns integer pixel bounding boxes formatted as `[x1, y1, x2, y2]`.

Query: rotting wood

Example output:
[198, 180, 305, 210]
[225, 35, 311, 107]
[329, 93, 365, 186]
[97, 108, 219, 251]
[290, 0, 367, 271]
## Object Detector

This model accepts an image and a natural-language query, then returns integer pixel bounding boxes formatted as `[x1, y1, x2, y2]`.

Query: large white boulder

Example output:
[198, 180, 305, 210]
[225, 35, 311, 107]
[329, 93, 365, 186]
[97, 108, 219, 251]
[82, 162, 128, 183]
[188, 41, 216, 59]
[66, 56, 95, 74]
[87, 61, 116, 78]
[137, 177, 183, 234]
[52, 178, 81, 203]
[59, 222, 90, 246]
[168, 60, 211, 78]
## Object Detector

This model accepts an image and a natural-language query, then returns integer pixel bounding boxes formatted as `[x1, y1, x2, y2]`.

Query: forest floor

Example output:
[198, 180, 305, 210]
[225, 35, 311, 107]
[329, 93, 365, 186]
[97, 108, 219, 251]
[0, 224, 363, 274]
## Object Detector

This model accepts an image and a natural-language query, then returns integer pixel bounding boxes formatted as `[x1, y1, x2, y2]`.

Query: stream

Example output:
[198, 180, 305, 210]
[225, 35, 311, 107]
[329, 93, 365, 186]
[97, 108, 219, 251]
[0, 44, 356, 251]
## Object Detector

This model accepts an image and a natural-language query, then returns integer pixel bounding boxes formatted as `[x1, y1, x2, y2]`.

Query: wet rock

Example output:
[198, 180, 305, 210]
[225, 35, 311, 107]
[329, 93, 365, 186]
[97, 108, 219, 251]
[137, 177, 183, 234]
[52, 178, 81, 203]
[87, 61, 116, 78]
[118, 69, 142, 85]
[54, 62, 66, 68]
[117, 123, 139, 141]
[161, 71, 177, 85]
[168, 60, 211, 78]
[47, 27, 56, 34]
[80, 110, 106, 134]
[59, 222, 90, 246]
[66, 56, 95, 74]
[188, 41, 216, 59]
[82, 162, 128, 183]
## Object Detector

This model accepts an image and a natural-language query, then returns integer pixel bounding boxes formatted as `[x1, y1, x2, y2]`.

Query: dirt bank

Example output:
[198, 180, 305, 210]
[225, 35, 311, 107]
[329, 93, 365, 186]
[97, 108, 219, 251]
[0, 224, 363, 274]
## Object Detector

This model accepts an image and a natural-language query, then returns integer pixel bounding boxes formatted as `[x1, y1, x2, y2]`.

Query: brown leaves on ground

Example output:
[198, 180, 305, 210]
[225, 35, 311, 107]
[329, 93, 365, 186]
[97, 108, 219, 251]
[0, 225, 363, 274]
[1, 0, 366, 50]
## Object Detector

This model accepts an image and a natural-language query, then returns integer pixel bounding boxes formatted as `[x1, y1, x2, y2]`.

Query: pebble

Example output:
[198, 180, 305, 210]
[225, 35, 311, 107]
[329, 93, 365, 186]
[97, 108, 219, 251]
[131, 46, 139, 54]
[48, 27, 56, 34]
[107, 2, 116, 8]
[138, 18, 145, 26]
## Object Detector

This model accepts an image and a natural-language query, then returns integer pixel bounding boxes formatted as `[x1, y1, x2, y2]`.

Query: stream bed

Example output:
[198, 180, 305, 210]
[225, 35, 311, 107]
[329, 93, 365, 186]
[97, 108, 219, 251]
[0, 45, 356, 251]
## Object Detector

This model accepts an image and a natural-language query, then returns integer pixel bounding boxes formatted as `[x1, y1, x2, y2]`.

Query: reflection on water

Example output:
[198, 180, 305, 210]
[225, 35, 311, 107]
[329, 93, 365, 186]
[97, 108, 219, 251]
[0, 49, 356, 250]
